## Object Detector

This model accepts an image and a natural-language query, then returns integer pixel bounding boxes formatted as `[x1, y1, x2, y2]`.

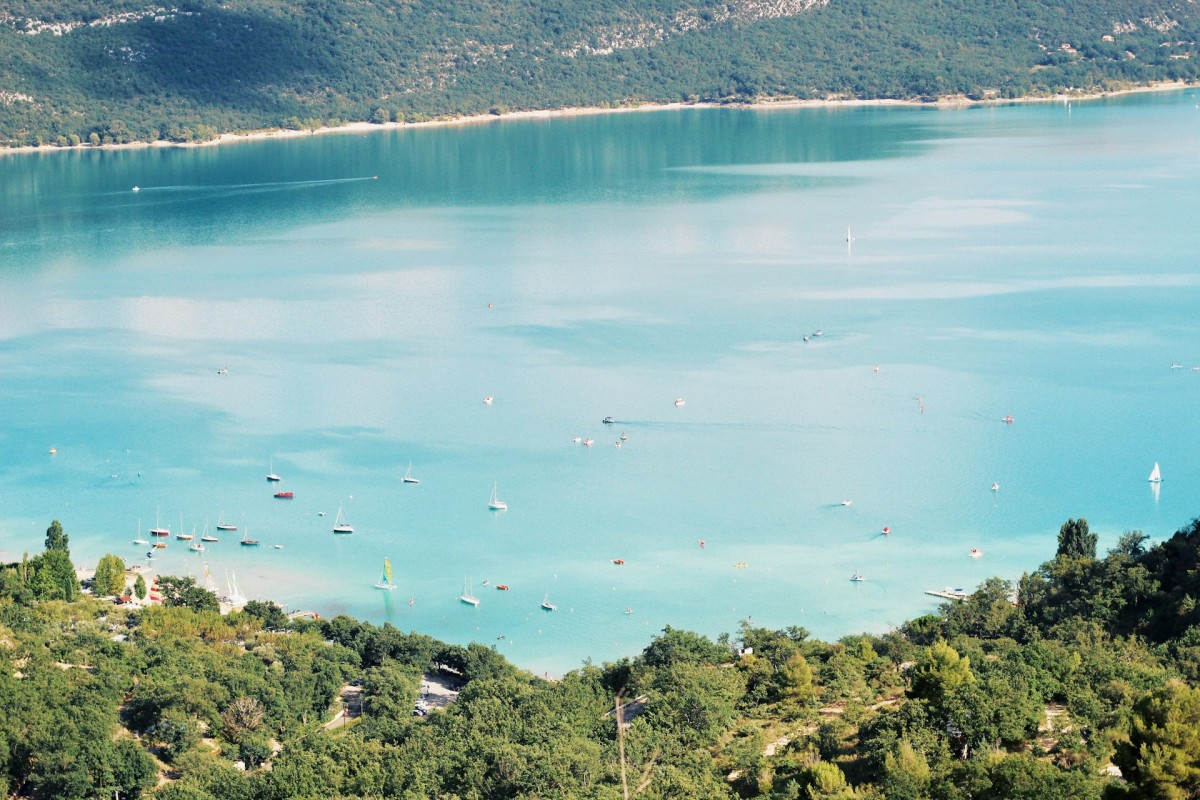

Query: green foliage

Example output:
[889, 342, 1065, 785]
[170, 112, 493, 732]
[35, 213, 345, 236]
[91, 553, 126, 598]
[641, 624, 731, 668]
[241, 600, 287, 630]
[1112, 680, 1200, 799]
[2, 0, 1197, 147]
[27, 549, 78, 602]
[1057, 517, 1098, 560]
[908, 640, 973, 704]
[134, 572, 147, 600]
[155, 575, 220, 613]
[44, 519, 69, 554]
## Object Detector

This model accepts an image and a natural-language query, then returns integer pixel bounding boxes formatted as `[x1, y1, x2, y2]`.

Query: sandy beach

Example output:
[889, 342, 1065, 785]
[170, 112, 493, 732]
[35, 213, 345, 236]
[2, 81, 1194, 157]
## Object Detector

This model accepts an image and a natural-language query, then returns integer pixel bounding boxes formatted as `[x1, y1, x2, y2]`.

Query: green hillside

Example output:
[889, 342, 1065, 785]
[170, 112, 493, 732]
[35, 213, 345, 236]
[4, 515, 1200, 798]
[1, 0, 1198, 146]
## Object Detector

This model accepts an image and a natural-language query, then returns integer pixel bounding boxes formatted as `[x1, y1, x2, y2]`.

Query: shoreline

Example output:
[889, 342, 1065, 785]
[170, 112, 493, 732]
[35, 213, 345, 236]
[1, 80, 1194, 157]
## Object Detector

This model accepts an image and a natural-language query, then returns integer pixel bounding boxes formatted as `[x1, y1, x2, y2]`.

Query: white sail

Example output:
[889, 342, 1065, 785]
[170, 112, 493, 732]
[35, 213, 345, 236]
[1149, 462, 1162, 482]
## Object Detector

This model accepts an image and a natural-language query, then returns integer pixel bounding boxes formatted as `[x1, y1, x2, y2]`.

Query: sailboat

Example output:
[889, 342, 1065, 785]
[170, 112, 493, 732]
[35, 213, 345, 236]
[846, 225, 855, 243]
[332, 503, 354, 534]
[266, 459, 281, 482]
[540, 592, 557, 611]
[190, 539, 205, 552]
[374, 558, 397, 591]
[149, 506, 170, 537]
[850, 570, 865, 582]
[1148, 462, 1163, 483]
[132, 518, 149, 546]
[239, 528, 260, 546]
[459, 578, 480, 606]
[488, 483, 508, 511]
[402, 463, 420, 484]
[215, 512, 237, 532]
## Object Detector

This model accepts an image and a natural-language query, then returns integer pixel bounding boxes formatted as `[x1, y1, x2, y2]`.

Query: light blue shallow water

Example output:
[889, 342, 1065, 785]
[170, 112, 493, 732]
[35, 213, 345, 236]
[2, 92, 1199, 674]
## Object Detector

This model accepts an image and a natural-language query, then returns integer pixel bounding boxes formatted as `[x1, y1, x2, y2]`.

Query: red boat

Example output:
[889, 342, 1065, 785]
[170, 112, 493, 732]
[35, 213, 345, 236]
[495, 584, 510, 591]
[612, 559, 624, 565]
[274, 491, 294, 499]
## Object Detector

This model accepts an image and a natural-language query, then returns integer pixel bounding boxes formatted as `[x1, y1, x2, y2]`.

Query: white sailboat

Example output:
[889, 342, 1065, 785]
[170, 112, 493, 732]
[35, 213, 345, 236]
[266, 459, 281, 482]
[459, 578, 480, 606]
[488, 483, 508, 511]
[132, 517, 149, 546]
[403, 463, 419, 484]
[375, 558, 397, 591]
[540, 592, 557, 611]
[332, 503, 354, 533]
[1148, 462, 1162, 483]
[215, 512, 237, 531]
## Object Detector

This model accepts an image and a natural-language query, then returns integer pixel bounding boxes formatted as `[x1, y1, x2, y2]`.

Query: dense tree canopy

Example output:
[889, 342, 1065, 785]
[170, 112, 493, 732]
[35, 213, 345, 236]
[0, 515, 1198, 797]
[1, 0, 1197, 146]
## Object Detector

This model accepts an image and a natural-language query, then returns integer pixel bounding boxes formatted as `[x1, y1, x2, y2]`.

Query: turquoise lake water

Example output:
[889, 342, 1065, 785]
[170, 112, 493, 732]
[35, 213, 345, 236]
[2, 92, 1199, 675]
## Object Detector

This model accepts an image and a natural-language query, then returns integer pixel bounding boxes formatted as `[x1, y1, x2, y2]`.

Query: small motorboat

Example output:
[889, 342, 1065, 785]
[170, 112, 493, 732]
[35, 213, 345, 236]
[602, 416, 615, 425]
[733, 562, 749, 568]
[483, 396, 494, 405]
[841, 499, 853, 506]
[882, 526, 892, 535]
[571, 436, 582, 443]
[583, 438, 594, 446]
[850, 570, 865, 582]
[274, 491, 294, 499]
[970, 548, 983, 558]
[674, 398, 685, 407]
[991, 482, 999, 491]
[619, 432, 628, 441]
[1002, 415, 1014, 425]
[612, 559, 624, 565]
[495, 584, 510, 591]
[273, 544, 284, 549]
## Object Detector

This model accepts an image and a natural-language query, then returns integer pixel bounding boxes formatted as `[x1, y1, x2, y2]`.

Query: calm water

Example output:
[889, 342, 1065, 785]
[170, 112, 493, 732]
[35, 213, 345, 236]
[2, 93, 1199, 674]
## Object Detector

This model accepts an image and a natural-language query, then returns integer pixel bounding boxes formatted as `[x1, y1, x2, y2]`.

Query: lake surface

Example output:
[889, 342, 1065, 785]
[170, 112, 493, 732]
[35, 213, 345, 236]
[2, 92, 1199, 675]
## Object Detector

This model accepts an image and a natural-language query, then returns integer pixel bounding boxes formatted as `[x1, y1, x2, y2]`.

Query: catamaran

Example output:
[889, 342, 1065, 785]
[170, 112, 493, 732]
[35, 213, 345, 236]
[488, 483, 507, 511]
[375, 558, 397, 591]
[332, 503, 354, 533]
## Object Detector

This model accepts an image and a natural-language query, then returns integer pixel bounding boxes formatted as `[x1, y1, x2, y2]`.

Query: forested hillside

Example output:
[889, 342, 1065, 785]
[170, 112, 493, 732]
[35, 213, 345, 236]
[1, 0, 1198, 146]
[4, 515, 1200, 798]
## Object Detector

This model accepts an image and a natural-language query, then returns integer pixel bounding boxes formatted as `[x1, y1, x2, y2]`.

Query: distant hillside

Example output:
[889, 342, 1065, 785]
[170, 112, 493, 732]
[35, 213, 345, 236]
[1, 0, 1198, 146]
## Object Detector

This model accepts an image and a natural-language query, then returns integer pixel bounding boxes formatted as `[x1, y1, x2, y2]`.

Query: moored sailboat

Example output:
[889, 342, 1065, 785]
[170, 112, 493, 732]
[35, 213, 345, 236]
[1149, 462, 1163, 483]
[332, 503, 354, 534]
[459, 578, 480, 606]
